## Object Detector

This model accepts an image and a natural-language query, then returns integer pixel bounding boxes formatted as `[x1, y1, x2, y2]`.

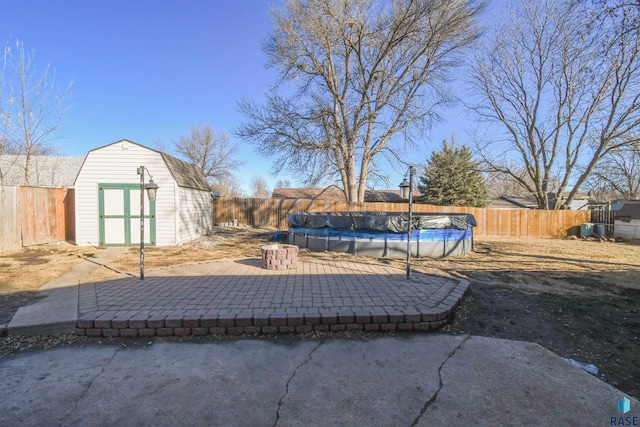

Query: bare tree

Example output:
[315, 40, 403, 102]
[0, 39, 71, 184]
[482, 163, 562, 199]
[483, 167, 532, 198]
[582, 176, 617, 204]
[275, 179, 292, 188]
[250, 176, 271, 198]
[237, 0, 485, 202]
[173, 125, 243, 186]
[470, 0, 640, 209]
[0, 64, 9, 157]
[152, 137, 171, 154]
[210, 173, 246, 197]
[584, 141, 640, 201]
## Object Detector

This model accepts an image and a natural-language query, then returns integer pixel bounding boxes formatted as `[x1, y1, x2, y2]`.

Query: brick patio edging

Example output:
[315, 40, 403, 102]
[75, 280, 468, 338]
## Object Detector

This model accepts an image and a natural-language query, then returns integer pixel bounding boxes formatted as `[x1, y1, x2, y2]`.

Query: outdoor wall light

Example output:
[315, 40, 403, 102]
[399, 166, 416, 280]
[137, 166, 159, 279]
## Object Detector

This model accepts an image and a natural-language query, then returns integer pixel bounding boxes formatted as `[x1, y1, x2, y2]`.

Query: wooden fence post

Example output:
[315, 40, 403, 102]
[0, 186, 21, 251]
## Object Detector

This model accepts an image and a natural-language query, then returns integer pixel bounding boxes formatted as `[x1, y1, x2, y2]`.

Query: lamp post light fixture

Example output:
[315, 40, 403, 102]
[399, 166, 416, 280]
[137, 166, 159, 280]
[399, 178, 410, 199]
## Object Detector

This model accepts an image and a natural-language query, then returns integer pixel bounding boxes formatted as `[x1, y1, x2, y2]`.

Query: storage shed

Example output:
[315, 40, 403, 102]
[614, 201, 640, 240]
[74, 140, 212, 246]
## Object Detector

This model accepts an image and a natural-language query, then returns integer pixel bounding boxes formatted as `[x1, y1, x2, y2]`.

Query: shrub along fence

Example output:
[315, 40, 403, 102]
[212, 197, 591, 239]
[0, 186, 75, 252]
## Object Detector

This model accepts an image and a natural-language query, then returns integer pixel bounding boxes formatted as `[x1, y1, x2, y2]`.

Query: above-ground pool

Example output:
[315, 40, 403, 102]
[288, 212, 477, 259]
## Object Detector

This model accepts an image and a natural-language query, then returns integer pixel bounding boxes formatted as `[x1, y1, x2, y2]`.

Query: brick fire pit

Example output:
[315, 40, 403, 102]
[261, 244, 299, 270]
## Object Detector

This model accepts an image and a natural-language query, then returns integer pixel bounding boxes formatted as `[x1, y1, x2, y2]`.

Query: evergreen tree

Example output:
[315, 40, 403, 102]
[418, 139, 489, 207]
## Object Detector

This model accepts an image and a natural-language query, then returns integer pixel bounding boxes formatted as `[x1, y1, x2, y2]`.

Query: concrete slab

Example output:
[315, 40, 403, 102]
[277, 334, 466, 426]
[0, 339, 318, 427]
[7, 247, 128, 336]
[416, 336, 638, 426]
[0, 335, 637, 426]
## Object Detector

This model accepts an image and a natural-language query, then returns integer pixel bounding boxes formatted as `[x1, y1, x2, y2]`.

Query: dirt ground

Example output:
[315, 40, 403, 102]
[0, 227, 638, 398]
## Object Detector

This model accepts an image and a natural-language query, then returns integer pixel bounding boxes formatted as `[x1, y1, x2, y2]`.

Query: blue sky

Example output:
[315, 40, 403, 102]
[0, 0, 495, 194]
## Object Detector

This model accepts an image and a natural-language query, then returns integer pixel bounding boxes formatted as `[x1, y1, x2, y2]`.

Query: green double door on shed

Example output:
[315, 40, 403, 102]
[98, 184, 156, 246]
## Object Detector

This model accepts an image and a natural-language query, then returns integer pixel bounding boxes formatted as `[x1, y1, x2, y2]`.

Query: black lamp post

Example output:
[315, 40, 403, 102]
[137, 166, 159, 280]
[399, 166, 415, 279]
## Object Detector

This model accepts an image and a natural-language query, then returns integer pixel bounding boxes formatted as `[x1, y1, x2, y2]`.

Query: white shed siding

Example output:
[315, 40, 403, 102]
[75, 141, 177, 246]
[176, 186, 212, 243]
[614, 220, 640, 239]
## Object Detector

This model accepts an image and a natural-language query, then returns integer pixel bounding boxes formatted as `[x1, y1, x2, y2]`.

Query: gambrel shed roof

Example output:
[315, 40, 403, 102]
[78, 140, 210, 191]
[160, 152, 210, 191]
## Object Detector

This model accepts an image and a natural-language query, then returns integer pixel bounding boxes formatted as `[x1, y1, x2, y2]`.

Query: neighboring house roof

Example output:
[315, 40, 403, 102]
[487, 196, 535, 209]
[367, 189, 421, 202]
[271, 187, 419, 202]
[272, 188, 346, 201]
[0, 155, 84, 187]
[558, 191, 590, 199]
[614, 201, 640, 222]
[491, 195, 539, 209]
[82, 140, 210, 192]
[488, 192, 592, 210]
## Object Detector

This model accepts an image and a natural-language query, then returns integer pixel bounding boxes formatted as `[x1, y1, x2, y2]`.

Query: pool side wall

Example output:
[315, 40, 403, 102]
[288, 227, 473, 259]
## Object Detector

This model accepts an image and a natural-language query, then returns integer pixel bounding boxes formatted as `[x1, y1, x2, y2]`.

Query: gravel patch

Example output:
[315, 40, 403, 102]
[0, 333, 88, 358]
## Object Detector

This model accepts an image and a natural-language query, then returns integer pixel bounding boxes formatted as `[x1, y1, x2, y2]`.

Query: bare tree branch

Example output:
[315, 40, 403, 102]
[250, 176, 271, 198]
[210, 173, 246, 197]
[0, 39, 71, 184]
[237, 0, 485, 202]
[173, 125, 243, 186]
[584, 140, 640, 201]
[470, 0, 640, 209]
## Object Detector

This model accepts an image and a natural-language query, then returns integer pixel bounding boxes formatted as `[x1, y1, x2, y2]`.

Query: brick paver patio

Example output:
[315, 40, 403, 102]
[76, 258, 468, 337]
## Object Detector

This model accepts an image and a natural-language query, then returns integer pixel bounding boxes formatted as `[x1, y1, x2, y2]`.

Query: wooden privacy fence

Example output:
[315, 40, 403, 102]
[212, 197, 592, 239]
[0, 186, 75, 252]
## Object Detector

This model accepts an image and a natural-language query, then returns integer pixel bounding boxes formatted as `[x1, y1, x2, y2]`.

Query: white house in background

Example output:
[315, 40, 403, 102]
[0, 155, 84, 187]
[614, 201, 640, 240]
[488, 193, 592, 210]
[74, 139, 212, 246]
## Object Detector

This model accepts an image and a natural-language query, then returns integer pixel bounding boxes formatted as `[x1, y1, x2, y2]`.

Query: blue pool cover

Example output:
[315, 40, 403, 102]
[287, 212, 476, 258]
[287, 211, 476, 233]
[286, 226, 472, 241]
